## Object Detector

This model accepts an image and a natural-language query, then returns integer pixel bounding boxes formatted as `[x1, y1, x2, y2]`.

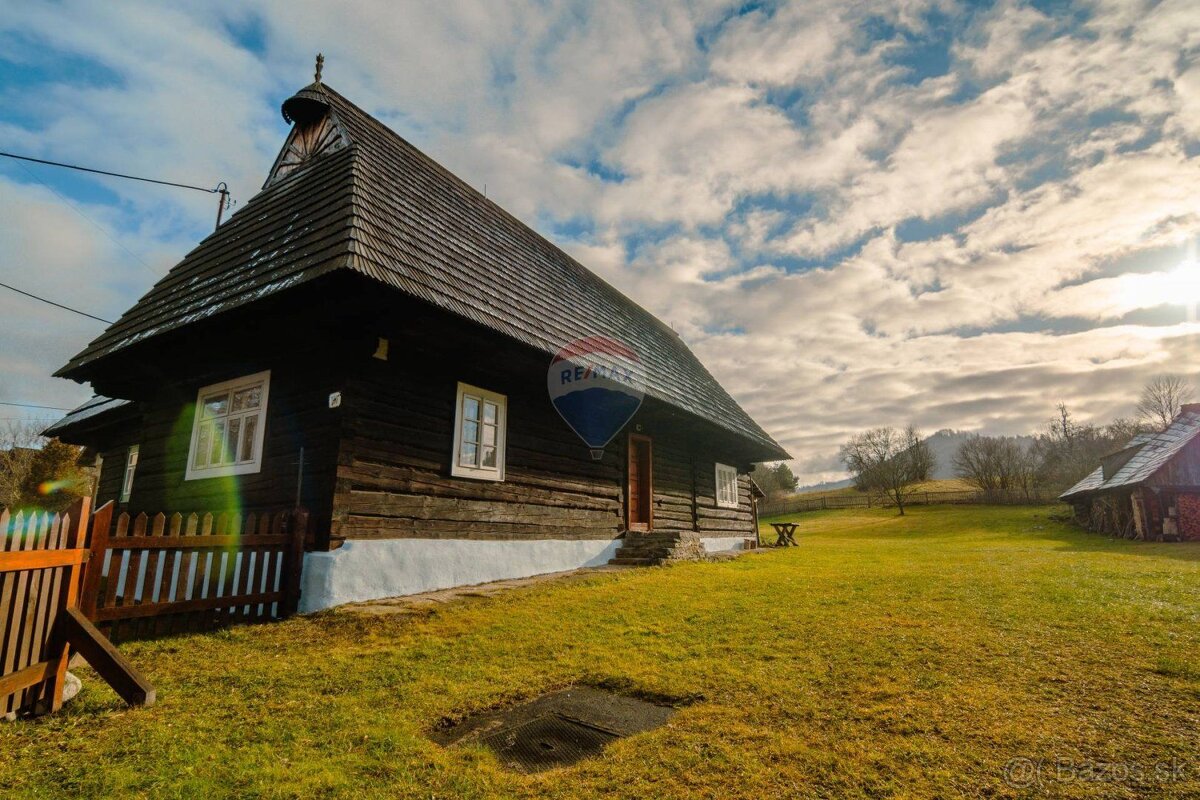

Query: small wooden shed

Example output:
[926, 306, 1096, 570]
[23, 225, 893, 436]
[1060, 406, 1200, 540]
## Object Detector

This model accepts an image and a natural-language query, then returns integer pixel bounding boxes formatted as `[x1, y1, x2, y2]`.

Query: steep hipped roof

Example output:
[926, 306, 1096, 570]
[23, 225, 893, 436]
[56, 82, 787, 459]
[1058, 415, 1200, 499]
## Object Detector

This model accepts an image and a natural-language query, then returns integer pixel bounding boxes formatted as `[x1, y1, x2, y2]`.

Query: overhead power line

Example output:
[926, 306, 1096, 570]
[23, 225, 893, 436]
[0, 150, 232, 230]
[0, 402, 72, 411]
[0, 151, 219, 194]
[0, 281, 114, 324]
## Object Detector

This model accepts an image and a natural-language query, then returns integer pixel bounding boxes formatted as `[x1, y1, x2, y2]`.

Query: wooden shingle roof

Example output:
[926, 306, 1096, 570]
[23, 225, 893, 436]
[1058, 416, 1200, 499]
[57, 82, 787, 460]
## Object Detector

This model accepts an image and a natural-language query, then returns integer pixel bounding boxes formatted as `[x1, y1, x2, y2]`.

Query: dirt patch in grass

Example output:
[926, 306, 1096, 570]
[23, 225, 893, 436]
[433, 685, 682, 773]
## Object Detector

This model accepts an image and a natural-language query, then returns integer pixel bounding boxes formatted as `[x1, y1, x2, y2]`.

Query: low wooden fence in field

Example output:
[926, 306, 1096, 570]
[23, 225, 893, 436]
[760, 488, 1058, 517]
[81, 504, 307, 644]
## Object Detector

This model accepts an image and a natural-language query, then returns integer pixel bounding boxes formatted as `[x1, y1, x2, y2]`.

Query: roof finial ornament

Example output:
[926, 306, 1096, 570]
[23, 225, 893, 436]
[314, 52, 324, 84]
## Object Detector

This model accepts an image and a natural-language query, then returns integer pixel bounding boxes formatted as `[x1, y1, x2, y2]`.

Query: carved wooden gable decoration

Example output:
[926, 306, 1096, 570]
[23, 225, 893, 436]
[265, 111, 348, 187]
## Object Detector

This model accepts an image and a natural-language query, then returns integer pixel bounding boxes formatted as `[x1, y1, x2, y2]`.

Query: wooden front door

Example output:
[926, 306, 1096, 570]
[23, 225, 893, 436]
[628, 434, 653, 530]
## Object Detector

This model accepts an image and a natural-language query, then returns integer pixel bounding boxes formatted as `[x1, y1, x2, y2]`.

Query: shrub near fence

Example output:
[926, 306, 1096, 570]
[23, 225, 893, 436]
[760, 488, 1058, 517]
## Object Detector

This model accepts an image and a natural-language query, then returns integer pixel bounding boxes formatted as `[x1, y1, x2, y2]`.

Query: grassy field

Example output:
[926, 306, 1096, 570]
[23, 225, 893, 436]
[3, 505, 1199, 798]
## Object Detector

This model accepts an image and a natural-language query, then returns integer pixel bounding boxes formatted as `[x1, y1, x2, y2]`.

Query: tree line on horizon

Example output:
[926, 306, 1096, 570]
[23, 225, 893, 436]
[756, 374, 1196, 515]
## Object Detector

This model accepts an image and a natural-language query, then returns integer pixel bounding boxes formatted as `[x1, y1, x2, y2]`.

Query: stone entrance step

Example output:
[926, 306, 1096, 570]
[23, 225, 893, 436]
[608, 530, 706, 566]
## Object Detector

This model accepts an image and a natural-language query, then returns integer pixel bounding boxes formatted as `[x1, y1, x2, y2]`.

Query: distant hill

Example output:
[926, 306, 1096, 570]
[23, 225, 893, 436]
[795, 429, 1036, 492]
[924, 429, 1035, 479]
[795, 477, 855, 494]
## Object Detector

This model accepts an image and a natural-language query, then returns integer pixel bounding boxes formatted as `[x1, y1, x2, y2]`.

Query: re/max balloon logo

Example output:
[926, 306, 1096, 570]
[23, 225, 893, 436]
[547, 336, 645, 460]
[555, 362, 637, 387]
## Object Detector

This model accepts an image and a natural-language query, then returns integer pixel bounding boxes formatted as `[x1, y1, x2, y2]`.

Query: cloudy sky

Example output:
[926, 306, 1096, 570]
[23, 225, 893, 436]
[1, 0, 1199, 483]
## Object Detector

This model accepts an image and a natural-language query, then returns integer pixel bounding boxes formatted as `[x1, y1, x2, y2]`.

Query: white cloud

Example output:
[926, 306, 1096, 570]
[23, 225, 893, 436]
[1, 1, 1198, 482]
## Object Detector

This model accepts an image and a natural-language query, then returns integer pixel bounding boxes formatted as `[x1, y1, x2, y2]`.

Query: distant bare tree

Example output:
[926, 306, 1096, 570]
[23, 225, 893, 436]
[0, 421, 43, 510]
[1011, 445, 1039, 498]
[954, 435, 1038, 499]
[839, 426, 933, 515]
[1137, 375, 1193, 431]
[1052, 403, 1076, 444]
[1032, 404, 1151, 492]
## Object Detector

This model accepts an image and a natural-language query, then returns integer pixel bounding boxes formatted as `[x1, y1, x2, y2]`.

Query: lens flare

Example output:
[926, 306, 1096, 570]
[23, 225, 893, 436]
[37, 479, 77, 496]
[168, 404, 245, 556]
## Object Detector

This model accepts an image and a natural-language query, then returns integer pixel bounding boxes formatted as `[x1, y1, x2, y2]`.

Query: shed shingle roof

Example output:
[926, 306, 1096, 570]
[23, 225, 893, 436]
[57, 82, 787, 460]
[1059, 465, 1104, 500]
[1101, 413, 1200, 489]
[1058, 415, 1200, 499]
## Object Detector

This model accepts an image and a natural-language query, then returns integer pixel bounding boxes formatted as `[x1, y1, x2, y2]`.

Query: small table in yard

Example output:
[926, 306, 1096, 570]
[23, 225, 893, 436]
[770, 522, 799, 547]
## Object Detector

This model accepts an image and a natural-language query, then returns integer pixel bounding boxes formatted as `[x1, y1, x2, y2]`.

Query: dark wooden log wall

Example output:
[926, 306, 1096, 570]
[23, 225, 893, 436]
[69, 287, 357, 538]
[642, 435, 754, 538]
[326, 283, 761, 546]
[99, 363, 342, 535]
[332, 369, 756, 545]
[695, 467, 755, 538]
[93, 445, 128, 511]
[648, 435, 694, 533]
[332, 362, 625, 543]
[336, 398, 755, 548]
[68, 275, 761, 549]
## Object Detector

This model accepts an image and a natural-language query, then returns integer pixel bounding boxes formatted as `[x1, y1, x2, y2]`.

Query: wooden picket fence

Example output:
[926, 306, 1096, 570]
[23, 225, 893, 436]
[0, 502, 88, 716]
[1, 498, 307, 716]
[81, 504, 307, 644]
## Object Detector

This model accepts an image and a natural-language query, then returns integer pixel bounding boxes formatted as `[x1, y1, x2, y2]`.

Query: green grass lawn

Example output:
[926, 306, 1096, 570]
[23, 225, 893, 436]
[3, 505, 1199, 799]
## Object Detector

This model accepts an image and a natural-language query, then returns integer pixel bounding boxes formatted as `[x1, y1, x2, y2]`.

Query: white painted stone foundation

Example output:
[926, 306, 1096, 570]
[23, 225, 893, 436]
[299, 537, 621, 612]
[700, 536, 748, 554]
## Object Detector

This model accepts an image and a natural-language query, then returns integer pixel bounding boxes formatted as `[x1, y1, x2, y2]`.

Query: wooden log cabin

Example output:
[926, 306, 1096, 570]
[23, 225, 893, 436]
[45, 73, 789, 611]
[1059, 405, 1200, 541]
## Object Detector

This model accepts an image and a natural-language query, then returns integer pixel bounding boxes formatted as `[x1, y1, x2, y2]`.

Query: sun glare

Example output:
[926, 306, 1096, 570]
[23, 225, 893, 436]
[1171, 258, 1200, 305]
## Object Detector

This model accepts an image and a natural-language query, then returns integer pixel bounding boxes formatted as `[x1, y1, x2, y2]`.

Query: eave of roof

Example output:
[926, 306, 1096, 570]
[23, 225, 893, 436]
[42, 396, 135, 440]
[1059, 465, 1104, 500]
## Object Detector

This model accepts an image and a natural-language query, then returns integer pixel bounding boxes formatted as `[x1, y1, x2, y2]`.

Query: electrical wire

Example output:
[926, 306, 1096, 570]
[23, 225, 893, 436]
[0, 151, 219, 194]
[0, 402, 72, 410]
[0, 281, 113, 324]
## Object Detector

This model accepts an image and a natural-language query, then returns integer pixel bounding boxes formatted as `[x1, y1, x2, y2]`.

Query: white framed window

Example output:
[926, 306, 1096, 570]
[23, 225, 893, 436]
[451, 382, 506, 481]
[120, 446, 138, 502]
[715, 463, 739, 509]
[185, 370, 271, 481]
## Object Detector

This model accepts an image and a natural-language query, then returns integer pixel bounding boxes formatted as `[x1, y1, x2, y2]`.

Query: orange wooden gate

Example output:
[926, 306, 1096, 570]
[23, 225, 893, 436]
[0, 499, 89, 715]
